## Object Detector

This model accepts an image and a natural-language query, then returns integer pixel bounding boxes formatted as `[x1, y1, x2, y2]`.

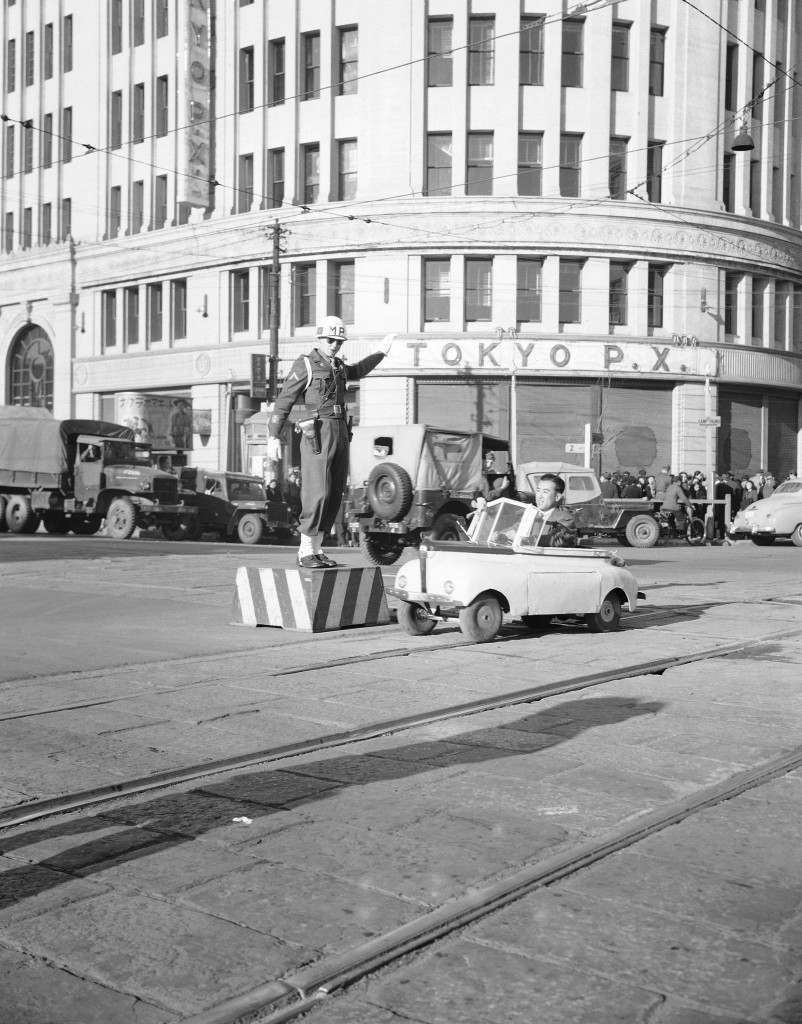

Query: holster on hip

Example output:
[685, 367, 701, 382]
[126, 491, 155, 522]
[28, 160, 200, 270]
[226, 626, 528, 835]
[297, 416, 321, 455]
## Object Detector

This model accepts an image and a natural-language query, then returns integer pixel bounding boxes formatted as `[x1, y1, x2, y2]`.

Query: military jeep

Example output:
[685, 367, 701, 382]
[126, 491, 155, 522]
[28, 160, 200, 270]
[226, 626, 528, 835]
[178, 468, 293, 544]
[348, 425, 511, 565]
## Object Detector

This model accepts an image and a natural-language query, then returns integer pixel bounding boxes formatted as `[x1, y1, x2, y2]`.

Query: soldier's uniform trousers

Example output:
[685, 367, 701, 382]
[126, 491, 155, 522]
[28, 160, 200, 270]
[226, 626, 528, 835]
[299, 416, 349, 537]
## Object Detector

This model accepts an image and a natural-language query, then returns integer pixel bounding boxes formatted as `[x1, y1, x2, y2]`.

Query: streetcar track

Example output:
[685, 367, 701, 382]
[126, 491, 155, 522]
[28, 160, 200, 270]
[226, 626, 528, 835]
[3, 622, 801, 831]
[181, 742, 802, 1024]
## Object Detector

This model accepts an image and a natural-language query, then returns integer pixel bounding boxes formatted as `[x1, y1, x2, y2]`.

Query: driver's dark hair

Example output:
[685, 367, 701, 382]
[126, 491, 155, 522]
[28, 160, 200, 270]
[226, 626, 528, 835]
[540, 472, 565, 495]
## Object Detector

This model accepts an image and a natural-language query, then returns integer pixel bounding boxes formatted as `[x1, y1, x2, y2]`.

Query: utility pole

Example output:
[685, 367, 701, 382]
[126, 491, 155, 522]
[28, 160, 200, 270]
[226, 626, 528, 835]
[267, 219, 288, 401]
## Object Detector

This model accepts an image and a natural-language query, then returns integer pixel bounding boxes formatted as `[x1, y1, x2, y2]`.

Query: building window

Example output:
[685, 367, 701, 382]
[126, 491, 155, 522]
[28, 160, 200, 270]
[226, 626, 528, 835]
[125, 287, 139, 346]
[302, 32, 320, 100]
[775, 282, 788, 349]
[648, 265, 666, 328]
[171, 279, 187, 340]
[294, 264, 316, 326]
[725, 272, 739, 335]
[154, 174, 168, 228]
[520, 16, 544, 86]
[426, 132, 452, 197]
[6, 40, 15, 93]
[41, 203, 51, 245]
[239, 46, 254, 112]
[24, 30, 34, 86]
[44, 24, 53, 79]
[102, 290, 118, 348]
[562, 19, 584, 87]
[108, 185, 121, 237]
[269, 38, 285, 105]
[518, 133, 543, 196]
[559, 260, 582, 325]
[647, 142, 663, 202]
[22, 207, 32, 248]
[156, 0, 168, 39]
[133, 83, 145, 143]
[61, 107, 72, 164]
[423, 258, 450, 322]
[302, 143, 320, 205]
[752, 278, 765, 342]
[267, 148, 284, 209]
[134, 0, 145, 47]
[560, 133, 582, 197]
[750, 159, 761, 216]
[468, 16, 495, 85]
[3, 212, 12, 253]
[725, 44, 738, 111]
[465, 258, 492, 322]
[751, 52, 764, 120]
[329, 261, 355, 323]
[42, 113, 52, 168]
[516, 259, 542, 322]
[62, 15, 73, 73]
[110, 90, 123, 150]
[147, 283, 163, 343]
[237, 154, 253, 213]
[156, 75, 168, 137]
[649, 28, 666, 97]
[61, 197, 71, 240]
[466, 133, 493, 196]
[337, 139, 357, 200]
[611, 23, 629, 91]
[132, 180, 144, 234]
[231, 270, 250, 332]
[3, 124, 13, 178]
[609, 262, 629, 326]
[23, 121, 33, 173]
[9, 326, 54, 410]
[427, 17, 452, 87]
[111, 0, 123, 54]
[338, 26, 358, 95]
[723, 154, 734, 213]
[609, 137, 628, 199]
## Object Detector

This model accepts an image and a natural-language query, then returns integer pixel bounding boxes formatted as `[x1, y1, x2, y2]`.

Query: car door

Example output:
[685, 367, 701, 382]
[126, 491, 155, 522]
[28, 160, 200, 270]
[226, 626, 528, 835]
[526, 567, 602, 615]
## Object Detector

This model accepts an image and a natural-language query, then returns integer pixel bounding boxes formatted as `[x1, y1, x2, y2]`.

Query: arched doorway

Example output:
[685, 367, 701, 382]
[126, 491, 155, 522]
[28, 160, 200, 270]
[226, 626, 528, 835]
[7, 325, 54, 410]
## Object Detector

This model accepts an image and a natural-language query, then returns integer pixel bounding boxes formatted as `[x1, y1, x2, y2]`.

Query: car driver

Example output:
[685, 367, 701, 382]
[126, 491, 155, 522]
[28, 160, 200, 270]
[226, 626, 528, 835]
[526, 473, 578, 547]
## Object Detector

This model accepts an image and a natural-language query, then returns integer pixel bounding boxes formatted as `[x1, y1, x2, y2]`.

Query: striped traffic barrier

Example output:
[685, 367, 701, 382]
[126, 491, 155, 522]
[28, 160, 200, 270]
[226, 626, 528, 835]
[232, 565, 391, 631]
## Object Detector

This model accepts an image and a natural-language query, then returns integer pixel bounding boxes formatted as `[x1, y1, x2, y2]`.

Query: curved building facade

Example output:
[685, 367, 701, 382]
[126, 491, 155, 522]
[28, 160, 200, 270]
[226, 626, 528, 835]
[1, 0, 801, 478]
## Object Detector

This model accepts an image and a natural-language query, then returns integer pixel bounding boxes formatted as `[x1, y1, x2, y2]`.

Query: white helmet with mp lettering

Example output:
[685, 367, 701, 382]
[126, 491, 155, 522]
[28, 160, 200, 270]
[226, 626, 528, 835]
[316, 315, 347, 343]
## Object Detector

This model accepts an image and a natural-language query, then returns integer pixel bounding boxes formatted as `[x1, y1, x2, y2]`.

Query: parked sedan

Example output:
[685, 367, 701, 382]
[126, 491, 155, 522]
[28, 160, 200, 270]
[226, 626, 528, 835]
[389, 498, 644, 643]
[729, 478, 802, 546]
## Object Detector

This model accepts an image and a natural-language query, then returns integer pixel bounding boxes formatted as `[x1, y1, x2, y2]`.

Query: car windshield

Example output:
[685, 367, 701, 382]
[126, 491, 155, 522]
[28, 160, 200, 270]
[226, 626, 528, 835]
[773, 481, 802, 494]
[103, 440, 138, 465]
[228, 479, 267, 501]
[471, 499, 528, 546]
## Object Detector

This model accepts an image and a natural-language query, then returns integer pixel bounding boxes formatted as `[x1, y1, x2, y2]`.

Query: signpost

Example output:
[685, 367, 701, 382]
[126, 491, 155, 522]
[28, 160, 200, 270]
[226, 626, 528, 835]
[698, 415, 721, 428]
[564, 443, 585, 454]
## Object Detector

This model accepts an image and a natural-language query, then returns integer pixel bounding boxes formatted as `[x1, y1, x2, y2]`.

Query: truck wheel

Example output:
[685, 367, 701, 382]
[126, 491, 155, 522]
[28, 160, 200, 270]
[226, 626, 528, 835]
[791, 525, 802, 548]
[6, 495, 36, 534]
[458, 593, 503, 643]
[160, 520, 186, 542]
[398, 601, 436, 636]
[106, 497, 137, 540]
[237, 514, 264, 545]
[585, 592, 622, 632]
[624, 514, 660, 548]
[366, 463, 413, 521]
[360, 531, 403, 566]
[428, 512, 466, 542]
[751, 535, 775, 546]
[0, 496, 7, 533]
[71, 516, 102, 536]
[43, 512, 70, 534]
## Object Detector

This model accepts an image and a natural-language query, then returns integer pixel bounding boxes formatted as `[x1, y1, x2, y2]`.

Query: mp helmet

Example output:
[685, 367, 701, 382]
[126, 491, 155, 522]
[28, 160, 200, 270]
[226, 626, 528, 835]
[316, 315, 347, 343]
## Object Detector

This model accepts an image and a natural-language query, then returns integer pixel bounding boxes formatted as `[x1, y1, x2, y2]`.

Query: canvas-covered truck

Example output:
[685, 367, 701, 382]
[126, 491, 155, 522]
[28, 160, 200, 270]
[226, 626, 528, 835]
[0, 406, 193, 539]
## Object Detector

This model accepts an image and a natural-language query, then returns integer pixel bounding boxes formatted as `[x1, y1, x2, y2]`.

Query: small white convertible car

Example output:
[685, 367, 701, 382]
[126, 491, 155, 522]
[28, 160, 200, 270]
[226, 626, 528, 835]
[390, 498, 644, 643]
[729, 477, 802, 546]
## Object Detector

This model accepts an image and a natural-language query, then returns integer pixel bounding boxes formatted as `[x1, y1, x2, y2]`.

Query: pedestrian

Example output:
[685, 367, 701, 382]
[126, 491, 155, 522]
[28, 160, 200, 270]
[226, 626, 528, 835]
[599, 473, 618, 499]
[654, 464, 672, 498]
[762, 472, 776, 498]
[265, 477, 282, 502]
[727, 472, 742, 517]
[285, 467, 302, 518]
[661, 474, 691, 530]
[266, 317, 393, 568]
[714, 473, 732, 540]
[645, 475, 657, 499]
[621, 474, 643, 498]
[740, 479, 758, 509]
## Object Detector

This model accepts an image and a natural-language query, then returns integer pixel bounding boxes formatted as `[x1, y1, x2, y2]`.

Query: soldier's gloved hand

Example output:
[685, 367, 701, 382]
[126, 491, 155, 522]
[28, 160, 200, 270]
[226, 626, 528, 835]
[266, 437, 283, 462]
[380, 333, 397, 357]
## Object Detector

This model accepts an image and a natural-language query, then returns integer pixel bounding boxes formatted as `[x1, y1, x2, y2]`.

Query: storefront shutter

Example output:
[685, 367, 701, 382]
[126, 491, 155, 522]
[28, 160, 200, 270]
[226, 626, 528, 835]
[599, 384, 672, 473]
[415, 379, 510, 438]
[718, 389, 762, 477]
[767, 394, 798, 481]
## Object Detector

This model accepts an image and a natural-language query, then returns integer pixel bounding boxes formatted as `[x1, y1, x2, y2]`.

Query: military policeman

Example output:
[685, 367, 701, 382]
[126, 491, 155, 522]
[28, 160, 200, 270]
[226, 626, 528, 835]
[266, 317, 392, 568]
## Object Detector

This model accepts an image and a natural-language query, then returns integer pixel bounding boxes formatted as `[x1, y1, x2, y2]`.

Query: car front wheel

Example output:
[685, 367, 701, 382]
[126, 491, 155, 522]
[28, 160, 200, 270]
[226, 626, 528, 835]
[237, 514, 264, 545]
[585, 592, 622, 632]
[459, 593, 503, 643]
[398, 602, 436, 636]
[790, 524, 802, 548]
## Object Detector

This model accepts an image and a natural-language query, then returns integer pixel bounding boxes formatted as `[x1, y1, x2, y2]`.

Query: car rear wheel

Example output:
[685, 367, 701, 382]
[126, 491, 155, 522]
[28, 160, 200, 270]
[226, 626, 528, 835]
[585, 592, 622, 632]
[398, 601, 436, 636]
[360, 531, 404, 566]
[366, 463, 413, 521]
[790, 525, 802, 548]
[751, 535, 775, 546]
[106, 497, 137, 540]
[459, 593, 503, 643]
[237, 514, 264, 545]
[624, 514, 660, 548]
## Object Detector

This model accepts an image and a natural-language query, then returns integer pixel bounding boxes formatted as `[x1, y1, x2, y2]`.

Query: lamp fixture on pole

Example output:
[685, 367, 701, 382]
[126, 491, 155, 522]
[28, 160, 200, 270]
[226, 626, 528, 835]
[732, 111, 755, 152]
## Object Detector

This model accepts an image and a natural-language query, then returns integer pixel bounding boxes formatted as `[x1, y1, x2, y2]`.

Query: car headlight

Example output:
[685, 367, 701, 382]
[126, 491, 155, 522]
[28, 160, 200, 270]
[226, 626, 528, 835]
[443, 580, 455, 595]
[396, 575, 407, 589]
[609, 554, 627, 567]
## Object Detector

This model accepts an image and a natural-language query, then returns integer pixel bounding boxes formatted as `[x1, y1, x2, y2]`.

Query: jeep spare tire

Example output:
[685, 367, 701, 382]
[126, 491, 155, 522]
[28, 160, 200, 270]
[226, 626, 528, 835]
[366, 463, 413, 521]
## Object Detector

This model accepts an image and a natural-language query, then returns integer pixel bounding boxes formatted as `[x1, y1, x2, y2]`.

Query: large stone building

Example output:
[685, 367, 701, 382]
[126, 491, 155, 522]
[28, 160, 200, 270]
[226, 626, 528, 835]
[1, 0, 801, 478]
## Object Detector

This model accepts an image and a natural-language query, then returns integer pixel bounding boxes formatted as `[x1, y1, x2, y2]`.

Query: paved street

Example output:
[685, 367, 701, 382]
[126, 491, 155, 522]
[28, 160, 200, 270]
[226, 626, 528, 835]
[1, 535, 801, 1023]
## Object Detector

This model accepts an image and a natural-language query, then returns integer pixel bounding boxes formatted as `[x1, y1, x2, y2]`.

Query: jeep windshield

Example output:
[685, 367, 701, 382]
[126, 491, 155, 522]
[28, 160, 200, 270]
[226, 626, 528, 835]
[102, 440, 139, 466]
[773, 481, 802, 494]
[228, 479, 267, 501]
